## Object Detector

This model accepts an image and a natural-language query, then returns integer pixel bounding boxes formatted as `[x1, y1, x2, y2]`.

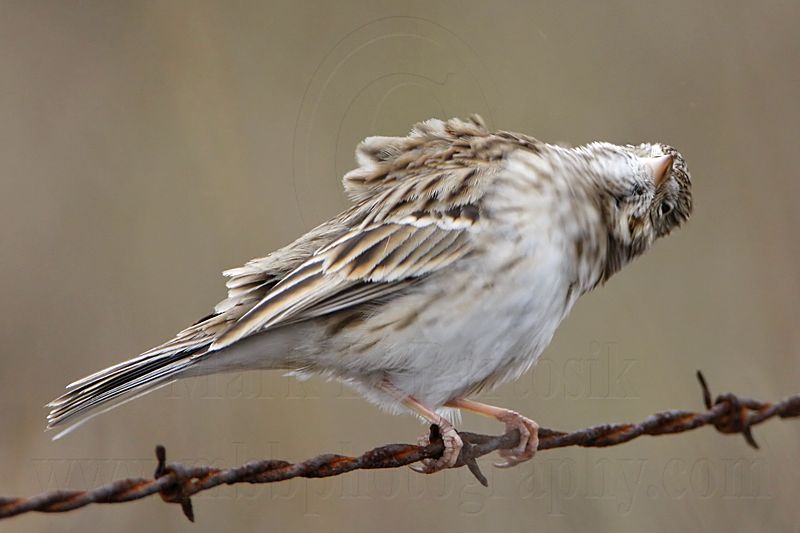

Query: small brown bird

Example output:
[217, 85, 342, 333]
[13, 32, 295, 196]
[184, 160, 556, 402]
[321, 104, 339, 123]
[47, 116, 692, 472]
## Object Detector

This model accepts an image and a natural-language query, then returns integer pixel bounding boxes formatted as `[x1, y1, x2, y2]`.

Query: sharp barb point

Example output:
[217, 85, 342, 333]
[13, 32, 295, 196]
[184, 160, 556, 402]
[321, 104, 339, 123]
[743, 427, 759, 449]
[181, 500, 194, 522]
[696, 370, 712, 409]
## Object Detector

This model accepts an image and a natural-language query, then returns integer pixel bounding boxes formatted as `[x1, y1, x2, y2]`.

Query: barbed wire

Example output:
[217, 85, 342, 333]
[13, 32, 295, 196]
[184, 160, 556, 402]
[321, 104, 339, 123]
[2, 371, 798, 522]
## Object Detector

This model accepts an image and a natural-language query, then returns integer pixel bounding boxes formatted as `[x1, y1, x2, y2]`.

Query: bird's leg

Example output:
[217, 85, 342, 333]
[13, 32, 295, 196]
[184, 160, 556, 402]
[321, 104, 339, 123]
[379, 381, 463, 473]
[446, 398, 539, 468]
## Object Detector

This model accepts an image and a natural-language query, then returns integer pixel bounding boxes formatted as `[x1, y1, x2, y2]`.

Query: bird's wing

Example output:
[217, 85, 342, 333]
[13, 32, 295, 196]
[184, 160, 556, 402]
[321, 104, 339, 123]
[209, 116, 533, 350]
[211, 115, 540, 325]
[210, 201, 483, 351]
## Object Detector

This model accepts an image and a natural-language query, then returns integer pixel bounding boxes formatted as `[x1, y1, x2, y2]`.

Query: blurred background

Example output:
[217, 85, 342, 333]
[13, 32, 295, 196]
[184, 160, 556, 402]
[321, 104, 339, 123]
[1, 1, 798, 531]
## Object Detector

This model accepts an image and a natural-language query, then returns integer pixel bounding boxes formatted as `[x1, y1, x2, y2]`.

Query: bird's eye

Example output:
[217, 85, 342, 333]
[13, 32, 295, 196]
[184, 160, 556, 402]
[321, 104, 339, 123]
[630, 183, 646, 196]
[659, 202, 673, 217]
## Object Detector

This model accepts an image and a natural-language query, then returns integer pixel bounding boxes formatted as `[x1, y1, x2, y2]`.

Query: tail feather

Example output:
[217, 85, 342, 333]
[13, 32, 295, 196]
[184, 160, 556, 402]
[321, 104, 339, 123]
[46, 345, 208, 435]
[62, 337, 207, 391]
[46, 309, 235, 438]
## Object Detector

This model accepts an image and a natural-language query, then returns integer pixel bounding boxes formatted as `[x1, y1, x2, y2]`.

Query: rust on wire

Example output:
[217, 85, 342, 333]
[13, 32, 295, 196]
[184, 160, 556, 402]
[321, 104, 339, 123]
[2, 372, 799, 522]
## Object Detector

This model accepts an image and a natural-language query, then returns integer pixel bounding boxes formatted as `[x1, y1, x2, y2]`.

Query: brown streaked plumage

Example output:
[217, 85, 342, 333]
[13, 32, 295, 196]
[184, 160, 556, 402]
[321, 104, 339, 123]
[46, 116, 692, 472]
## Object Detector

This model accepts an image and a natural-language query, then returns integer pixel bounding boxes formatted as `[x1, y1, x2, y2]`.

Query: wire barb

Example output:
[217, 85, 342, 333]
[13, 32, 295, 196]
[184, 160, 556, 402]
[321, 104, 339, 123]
[154, 445, 194, 522]
[2, 372, 798, 522]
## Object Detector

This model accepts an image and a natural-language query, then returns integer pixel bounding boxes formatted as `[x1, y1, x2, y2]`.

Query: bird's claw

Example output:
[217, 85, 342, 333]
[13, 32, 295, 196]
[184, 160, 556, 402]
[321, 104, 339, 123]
[410, 422, 463, 474]
[492, 411, 539, 469]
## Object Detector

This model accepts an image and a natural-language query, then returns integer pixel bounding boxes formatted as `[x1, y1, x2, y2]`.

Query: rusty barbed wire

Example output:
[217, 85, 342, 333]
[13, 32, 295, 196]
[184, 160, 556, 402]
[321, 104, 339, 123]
[2, 371, 799, 522]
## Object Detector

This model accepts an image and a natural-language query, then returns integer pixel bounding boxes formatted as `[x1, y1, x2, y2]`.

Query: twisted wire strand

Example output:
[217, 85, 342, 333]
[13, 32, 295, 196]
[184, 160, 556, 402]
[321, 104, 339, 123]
[2, 372, 798, 522]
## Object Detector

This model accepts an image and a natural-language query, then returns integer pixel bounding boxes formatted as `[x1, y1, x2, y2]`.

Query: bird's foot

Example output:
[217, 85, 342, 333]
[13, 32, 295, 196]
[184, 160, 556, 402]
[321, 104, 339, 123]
[493, 410, 539, 468]
[410, 421, 463, 474]
[445, 398, 540, 469]
[376, 380, 464, 474]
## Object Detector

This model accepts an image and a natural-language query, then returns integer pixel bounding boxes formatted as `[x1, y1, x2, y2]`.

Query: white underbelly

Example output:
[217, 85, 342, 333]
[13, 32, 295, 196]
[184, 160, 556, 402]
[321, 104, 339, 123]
[322, 241, 573, 407]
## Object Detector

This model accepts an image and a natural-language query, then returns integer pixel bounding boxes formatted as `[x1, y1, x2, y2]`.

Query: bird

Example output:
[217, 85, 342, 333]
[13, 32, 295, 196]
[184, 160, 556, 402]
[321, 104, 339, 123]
[46, 115, 693, 472]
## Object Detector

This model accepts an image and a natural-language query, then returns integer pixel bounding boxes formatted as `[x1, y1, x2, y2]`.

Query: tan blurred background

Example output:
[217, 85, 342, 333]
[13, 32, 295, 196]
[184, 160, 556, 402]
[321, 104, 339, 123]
[1, 1, 799, 531]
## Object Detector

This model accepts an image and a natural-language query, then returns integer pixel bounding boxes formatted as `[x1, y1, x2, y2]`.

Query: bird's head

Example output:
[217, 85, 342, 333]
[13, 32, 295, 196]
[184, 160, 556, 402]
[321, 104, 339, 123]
[578, 141, 693, 279]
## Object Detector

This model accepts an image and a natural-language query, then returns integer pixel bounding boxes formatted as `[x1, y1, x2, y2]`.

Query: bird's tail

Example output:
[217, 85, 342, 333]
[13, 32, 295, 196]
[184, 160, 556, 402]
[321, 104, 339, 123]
[45, 340, 211, 439]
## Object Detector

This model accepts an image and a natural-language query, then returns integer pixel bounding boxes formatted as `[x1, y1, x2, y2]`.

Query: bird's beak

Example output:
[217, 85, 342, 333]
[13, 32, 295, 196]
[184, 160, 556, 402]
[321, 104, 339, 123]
[644, 155, 673, 188]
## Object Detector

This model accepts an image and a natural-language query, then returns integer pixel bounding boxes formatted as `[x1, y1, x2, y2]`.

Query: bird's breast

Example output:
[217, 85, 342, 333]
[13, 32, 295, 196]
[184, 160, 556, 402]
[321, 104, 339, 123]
[321, 231, 576, 406]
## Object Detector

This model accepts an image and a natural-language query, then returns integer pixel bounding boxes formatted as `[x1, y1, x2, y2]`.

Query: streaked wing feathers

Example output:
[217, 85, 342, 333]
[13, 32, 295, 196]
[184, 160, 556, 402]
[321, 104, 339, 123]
[210, 218, 473, 351]
[209, 116, 540, 351]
